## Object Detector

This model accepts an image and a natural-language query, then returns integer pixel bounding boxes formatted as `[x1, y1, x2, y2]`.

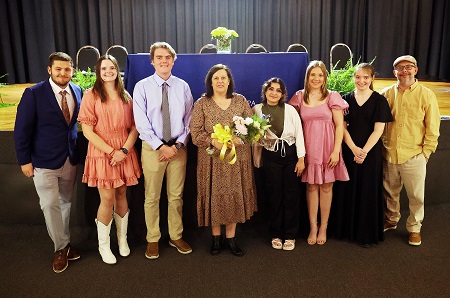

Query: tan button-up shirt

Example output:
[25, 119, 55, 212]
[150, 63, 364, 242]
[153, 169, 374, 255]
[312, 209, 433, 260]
[381, 80, 440, 164]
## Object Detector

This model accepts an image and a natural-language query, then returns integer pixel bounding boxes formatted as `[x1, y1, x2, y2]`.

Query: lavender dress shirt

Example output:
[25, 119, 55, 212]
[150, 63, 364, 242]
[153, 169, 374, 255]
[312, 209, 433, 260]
[133, 73, 194, 150]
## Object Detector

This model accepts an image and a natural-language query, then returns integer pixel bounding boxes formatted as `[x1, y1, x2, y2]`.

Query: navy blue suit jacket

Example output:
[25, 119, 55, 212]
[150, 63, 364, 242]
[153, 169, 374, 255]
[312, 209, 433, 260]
[14, 80, 83, 169]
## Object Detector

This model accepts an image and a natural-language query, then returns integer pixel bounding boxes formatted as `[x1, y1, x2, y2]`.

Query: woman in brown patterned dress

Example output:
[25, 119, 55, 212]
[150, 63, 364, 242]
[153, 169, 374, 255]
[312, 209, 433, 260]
[190, 64, 257, 256]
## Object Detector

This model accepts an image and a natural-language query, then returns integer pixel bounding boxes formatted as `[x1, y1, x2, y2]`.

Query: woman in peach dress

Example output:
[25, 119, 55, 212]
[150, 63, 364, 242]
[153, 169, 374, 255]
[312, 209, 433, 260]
[78, 55, 141, 264]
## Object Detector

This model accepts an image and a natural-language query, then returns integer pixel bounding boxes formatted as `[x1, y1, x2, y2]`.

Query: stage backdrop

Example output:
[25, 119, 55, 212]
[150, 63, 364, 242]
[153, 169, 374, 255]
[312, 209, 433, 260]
[0, 0, 449, 84]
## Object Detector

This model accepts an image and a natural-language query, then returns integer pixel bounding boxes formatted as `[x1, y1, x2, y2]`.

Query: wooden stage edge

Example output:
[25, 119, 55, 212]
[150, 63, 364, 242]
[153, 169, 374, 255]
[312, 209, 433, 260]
[1, 79, 449, 131]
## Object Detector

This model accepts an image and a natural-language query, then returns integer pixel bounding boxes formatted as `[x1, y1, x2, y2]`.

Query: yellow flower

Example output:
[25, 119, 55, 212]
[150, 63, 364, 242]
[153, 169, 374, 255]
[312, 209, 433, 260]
[229, 30, 239, 38]
[211, 27, 239, 40]
[210, 124, 237, 164]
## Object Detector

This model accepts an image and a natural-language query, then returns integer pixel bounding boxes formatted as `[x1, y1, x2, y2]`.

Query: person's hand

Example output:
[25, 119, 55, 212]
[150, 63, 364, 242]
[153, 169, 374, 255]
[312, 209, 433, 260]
[158, 145, 177, 162]
[327, 151, 340, 168]
[21, 163, 34, 177]
[211, 139, 224, 150]
[231, 136, 244, 147]
[351, 145, 367, 164]
[351, 146, 366, 159]
[353, 155, 365, 164]
[110, 150, 127, 166]
[294, 158, 305, 177]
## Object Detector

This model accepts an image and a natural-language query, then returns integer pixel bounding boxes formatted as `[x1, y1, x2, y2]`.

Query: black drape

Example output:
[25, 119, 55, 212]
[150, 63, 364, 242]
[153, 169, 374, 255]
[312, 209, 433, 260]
[1, 0, 449, 84]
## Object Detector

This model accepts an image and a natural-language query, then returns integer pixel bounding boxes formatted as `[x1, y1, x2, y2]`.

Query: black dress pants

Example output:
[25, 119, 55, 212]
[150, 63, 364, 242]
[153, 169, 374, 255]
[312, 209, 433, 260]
[262, 143, 301, 239]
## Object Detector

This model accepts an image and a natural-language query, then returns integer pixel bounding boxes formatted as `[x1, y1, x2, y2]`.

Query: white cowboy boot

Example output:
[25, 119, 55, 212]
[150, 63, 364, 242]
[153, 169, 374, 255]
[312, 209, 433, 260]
[95, 218, 117, 264]
[113, 210, 130, 257]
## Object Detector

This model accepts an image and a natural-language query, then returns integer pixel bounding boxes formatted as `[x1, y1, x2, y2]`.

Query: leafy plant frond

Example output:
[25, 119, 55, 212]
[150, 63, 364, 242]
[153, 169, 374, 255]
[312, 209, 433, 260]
[71, 68, 96, 92]
[327, 56, 376, 96]
[0, 102, 16, 108]
[0, 73, 10, 104]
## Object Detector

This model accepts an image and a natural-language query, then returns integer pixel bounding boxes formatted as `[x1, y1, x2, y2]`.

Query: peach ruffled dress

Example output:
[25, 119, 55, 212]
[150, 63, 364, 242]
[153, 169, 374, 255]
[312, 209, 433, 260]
[78, 89, 141, 189]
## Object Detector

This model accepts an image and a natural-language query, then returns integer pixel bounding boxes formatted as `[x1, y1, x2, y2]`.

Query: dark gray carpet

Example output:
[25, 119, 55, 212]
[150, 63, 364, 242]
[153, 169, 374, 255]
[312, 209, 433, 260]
[1, 203, 449, 297]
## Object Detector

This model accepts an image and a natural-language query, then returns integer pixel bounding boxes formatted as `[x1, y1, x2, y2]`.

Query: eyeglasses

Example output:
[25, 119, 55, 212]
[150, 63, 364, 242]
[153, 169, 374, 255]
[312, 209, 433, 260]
[395, 65, 416, 71]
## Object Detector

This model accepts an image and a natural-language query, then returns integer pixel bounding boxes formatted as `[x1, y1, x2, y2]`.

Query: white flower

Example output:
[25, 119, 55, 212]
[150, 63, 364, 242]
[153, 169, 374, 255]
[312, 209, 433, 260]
[232, 115, 242, 122]
[244, 117, 253, 125]
[253, 121, 261, 129]
[235, 123, 248, 135]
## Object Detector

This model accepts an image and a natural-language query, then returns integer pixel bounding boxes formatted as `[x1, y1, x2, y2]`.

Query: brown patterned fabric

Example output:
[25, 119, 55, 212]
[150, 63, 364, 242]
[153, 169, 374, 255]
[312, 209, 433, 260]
[190, 93, 257, 226]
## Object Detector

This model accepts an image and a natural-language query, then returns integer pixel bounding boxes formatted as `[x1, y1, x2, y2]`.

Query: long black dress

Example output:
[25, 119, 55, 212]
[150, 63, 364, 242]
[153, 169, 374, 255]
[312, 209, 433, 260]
[331, 91, 393, 245]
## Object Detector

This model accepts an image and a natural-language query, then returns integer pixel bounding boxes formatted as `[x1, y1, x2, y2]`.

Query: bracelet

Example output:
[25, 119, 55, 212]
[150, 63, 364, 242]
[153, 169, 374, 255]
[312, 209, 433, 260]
[109, 149, 115, 156]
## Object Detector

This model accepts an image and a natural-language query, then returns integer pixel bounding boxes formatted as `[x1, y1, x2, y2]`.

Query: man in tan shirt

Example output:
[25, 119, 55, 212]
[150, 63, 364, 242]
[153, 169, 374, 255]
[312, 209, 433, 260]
[381, 55, 440, 246]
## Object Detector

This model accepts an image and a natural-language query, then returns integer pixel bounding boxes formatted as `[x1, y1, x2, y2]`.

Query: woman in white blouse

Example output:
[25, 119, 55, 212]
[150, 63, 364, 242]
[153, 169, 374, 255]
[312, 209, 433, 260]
[253, 77, 305, 251]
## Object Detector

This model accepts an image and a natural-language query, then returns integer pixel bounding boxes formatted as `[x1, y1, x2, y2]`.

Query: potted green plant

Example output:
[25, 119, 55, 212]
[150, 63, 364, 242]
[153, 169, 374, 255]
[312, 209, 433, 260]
[71, 69, 96, 132]
[0, 74, 14, 107]
[327, 57, 376, 96]
[71, 68, 96, 92]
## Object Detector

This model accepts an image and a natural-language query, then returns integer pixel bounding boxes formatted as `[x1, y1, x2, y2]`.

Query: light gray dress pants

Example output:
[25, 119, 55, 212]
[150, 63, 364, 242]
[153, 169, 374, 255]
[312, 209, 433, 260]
[33, 158, 77, 251]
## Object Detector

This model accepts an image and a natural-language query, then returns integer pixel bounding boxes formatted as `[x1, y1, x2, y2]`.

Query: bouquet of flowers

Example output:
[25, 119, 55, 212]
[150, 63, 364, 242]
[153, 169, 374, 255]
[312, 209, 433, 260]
[207, 114, 270, 165]
[211, 27, 239, 52]
[210, 27, 239, 44]
[207, 124, 237, 165]
[232, 114, 271, 144]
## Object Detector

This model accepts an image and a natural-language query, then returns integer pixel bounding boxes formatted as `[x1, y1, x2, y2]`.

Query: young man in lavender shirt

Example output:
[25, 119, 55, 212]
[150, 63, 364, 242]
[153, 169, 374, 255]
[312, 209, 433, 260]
[133, 42, 194, 259]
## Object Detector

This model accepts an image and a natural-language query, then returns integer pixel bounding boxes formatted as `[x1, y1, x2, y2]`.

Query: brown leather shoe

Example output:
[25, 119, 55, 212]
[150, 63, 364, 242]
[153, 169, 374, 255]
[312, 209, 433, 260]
[53, 247, 69, 273]
[383, 222, 397, 232]
[67, 244, 80, 261]
[169, 238, 192, 254]
[145, 242, 159, 259]
[409, 232, 422, 246]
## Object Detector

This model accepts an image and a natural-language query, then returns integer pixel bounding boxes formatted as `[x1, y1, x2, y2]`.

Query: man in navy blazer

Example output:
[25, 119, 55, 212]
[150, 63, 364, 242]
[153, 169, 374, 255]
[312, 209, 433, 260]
[14, 52, 83, 273]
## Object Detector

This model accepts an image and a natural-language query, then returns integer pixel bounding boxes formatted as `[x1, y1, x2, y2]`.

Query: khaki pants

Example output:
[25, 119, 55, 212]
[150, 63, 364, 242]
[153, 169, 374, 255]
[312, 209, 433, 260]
[383, 154, 426, 233]
[141, 142, 187, 242]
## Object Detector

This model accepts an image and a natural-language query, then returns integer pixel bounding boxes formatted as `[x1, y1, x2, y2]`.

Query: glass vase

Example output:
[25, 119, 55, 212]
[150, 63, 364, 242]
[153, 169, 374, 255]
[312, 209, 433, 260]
[216, 39, 232, 53]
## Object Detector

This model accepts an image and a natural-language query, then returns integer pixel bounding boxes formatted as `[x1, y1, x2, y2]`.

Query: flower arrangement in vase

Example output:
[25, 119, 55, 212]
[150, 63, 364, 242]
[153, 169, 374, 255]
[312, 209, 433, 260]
[211, 27, 239, 53]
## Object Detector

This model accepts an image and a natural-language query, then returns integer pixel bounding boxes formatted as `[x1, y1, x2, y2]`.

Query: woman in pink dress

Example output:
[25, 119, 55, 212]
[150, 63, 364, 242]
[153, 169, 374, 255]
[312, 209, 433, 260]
[78, 55, 141, 264]
[289, 60, 349, 245]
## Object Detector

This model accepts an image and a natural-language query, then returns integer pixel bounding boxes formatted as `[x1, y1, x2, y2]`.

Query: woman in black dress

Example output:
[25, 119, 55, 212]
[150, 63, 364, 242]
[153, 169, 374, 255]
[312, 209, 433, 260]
[332, 63, 393, 247]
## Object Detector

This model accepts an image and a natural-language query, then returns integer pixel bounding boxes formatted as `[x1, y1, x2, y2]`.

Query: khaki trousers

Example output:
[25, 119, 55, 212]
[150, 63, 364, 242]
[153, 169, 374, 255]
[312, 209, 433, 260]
[383, 154, 426, 233]
[141, 142, 187, 242]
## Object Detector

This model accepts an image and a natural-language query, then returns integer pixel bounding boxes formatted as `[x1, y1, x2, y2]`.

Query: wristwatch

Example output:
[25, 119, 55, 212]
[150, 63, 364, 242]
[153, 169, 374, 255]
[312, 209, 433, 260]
[120, 147, 128, 154]
[175, 143, 183, 150]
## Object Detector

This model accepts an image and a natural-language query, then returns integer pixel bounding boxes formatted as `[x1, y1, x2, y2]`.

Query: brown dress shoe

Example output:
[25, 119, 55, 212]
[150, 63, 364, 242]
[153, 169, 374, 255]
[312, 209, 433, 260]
[383, 222, 397, 232]
[145, 242, 159, 259]
[169, 238, 192, 254]
[53, 247, 69, 273]
[67, 244, 80, 261]
[409, 232, 422, 246]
